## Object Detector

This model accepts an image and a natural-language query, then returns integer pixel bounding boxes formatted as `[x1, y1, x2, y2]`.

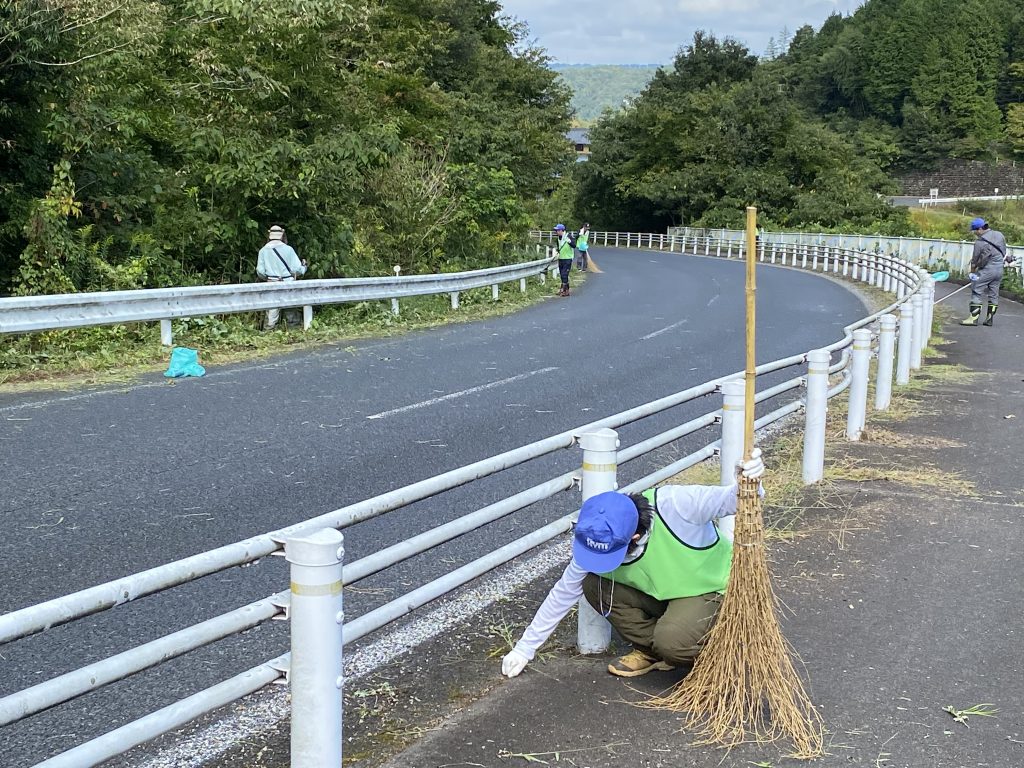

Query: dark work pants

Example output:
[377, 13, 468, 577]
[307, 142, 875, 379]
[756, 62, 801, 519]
[558, 258, 572, 289]
[582, 574, 722, 665]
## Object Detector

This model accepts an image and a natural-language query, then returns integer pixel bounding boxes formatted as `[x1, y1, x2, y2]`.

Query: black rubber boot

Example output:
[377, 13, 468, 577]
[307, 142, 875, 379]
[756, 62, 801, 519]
[983, 305, 997, 326]
[960, 304, 982, 326]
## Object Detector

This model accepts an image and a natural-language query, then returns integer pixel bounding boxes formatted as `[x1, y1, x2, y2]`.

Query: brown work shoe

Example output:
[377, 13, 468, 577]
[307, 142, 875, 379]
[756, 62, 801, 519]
[607, 649, 674, 677]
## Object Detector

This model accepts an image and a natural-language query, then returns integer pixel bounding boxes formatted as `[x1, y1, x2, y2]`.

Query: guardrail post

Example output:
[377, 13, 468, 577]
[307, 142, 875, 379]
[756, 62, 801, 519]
[846, 329, 872, 441]
[842, 251, 849, 277]
[450, 292, 460, 310]
[896, 301, 913, 385]
[286, 528, 344, 768]
[875, 314, 897, 410]
[704, 236, 710, 255]
[520, 278, 527, 293]
[811, 246, 819, 271]
[577, 428, 618, 654]
[160, 319, 173, 347]
[491, 284, 499, 301]
[303, 306, 314, 329]
[718, 379, 745, 541]
[924, 280, 934, 346]
[390, 299, 400, 317]
[910, 294, 924, 370]
[800, 245, 808, 269]
[802, 349, 830, 484]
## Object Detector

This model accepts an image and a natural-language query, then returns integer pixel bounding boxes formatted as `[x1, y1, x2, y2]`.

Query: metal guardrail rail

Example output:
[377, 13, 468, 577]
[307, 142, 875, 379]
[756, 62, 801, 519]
[0, 233, 935, 767]
[663, 226, 1024, 275]
[0, 250, 557, 344]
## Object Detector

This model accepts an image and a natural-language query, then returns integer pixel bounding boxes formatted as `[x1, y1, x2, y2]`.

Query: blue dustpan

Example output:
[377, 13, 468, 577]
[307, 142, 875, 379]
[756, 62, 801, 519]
[930, 270, 950, 282]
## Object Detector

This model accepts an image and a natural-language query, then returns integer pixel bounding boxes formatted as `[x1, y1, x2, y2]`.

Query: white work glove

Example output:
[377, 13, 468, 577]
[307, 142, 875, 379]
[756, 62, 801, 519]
[501, 648, 529, 678]
[969, 272, 979, 282]
[738, 448, 764, 481]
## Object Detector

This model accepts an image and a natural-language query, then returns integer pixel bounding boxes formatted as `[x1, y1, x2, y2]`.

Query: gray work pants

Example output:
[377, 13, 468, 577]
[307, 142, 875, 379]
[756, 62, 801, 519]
[582, 573, 722, 665]
[970, 263, 1004, 307]
[265, 276, 298, 328]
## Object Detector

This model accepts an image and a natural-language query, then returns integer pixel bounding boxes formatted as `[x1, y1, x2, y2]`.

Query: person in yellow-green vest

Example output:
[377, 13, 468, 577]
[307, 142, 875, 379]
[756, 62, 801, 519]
[575, 223, 590, 271]
[553, 223, 574, 296]
[501, 449, 764, 679]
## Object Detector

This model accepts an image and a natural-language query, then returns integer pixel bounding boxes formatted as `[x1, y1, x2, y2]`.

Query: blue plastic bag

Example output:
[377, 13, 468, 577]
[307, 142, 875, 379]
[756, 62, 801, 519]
[164, 347, 206, 378]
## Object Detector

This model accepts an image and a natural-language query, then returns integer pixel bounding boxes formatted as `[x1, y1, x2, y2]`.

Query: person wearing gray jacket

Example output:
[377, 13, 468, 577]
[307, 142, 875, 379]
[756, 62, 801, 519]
[961, 218, 1010, 327]
[256, 224, 307, 329]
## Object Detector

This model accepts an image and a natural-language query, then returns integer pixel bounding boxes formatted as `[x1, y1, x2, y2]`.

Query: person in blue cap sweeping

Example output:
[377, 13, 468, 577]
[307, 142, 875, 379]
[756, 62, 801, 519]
[501, 449, 764, 679]
[553, 224, 575, 296]
[961, 218, 1011, 327]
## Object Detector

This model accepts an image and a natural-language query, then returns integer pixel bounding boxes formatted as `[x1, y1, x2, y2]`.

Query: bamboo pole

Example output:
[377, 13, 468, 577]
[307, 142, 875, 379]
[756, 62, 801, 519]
[744, 207, 757, 457]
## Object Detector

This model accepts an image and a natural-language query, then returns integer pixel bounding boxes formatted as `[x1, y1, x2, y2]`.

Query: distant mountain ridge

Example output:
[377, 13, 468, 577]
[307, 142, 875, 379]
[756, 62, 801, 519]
[552, 64, 660, 124]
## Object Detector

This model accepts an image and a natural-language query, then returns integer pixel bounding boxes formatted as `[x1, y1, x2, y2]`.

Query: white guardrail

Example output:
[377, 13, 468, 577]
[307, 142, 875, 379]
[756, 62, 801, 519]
[0, 248, 558, 345]
[0, 232, 936, 767]
[664, 226, 1023, 276]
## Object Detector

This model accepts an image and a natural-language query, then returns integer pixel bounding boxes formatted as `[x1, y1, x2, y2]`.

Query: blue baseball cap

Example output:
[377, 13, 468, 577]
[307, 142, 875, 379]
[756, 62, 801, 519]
[970, 217, 987, 231]
[554, 223, 565, 231]
[572, 492, 638, 573]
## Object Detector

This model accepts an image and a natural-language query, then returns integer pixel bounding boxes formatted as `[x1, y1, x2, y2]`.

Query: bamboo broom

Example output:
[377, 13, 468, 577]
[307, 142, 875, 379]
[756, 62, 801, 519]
[641, 207, 823, 758]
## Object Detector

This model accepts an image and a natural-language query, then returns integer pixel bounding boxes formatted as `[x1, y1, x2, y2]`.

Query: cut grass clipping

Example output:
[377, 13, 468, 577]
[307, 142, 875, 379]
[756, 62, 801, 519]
[943, 703, 998, 728]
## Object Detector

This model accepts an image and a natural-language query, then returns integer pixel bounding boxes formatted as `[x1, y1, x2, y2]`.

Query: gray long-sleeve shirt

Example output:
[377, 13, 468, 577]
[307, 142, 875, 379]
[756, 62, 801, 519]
[971, 229, 1007, 272]
[257, 241, 306, 280]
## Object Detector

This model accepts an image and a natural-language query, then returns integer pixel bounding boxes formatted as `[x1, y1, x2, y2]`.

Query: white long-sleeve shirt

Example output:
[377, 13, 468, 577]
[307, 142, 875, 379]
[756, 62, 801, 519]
[513, 483, 744, 660]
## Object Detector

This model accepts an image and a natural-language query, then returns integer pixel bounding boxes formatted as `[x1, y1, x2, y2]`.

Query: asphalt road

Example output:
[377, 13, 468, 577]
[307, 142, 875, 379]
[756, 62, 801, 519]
[0, 247, 868, 765]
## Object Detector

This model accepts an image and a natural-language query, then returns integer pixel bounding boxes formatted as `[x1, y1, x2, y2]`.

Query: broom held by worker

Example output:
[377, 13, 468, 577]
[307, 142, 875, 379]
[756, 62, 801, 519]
[501, 449, 765, 680]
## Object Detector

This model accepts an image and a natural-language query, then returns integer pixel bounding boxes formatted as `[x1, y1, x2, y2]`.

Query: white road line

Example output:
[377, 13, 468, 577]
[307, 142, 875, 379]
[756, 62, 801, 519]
[641, 318, 689, 341]
[365, 367, 559, 420]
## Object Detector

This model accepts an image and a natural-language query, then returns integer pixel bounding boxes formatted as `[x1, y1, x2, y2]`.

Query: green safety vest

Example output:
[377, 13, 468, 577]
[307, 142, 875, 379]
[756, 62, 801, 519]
[556, 234, 573, 259]
[578, 231, 590, 249]
[602, 488, 732, 599]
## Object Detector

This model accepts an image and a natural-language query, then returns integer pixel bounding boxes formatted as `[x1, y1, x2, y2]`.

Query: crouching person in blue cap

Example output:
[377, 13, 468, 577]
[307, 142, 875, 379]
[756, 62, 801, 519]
[501, 449, 764, 679]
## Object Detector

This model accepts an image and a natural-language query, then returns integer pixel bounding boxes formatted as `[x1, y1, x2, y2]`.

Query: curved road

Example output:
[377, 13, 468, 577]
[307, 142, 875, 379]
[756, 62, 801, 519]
[0, 247, 867, 765]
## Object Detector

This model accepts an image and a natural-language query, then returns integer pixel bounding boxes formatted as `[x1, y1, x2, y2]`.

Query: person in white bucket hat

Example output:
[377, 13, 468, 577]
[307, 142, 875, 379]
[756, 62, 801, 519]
[256, 225, 307, 329]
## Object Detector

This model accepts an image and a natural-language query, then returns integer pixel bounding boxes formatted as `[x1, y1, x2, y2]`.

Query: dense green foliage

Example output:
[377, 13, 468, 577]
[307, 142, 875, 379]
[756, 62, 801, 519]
[0, 0, 573, 296]
[774, 0, 1024, 167]
[577, 1, 1024, 232]
[553, 64, 658, 124]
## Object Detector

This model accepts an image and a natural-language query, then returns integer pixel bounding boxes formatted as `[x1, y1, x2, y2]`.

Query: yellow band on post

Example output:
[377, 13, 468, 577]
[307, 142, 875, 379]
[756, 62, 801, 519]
[291, 580, 343, 597]
[581, 462, 617, 472]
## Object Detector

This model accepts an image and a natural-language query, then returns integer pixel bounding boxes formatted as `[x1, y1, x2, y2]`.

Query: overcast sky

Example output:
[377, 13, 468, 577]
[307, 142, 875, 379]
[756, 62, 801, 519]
[499, 0, 864, 65]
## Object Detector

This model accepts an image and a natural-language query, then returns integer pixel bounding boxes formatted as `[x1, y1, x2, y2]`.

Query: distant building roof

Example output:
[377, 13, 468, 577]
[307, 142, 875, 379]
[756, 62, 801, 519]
[567, 128, 590, 146]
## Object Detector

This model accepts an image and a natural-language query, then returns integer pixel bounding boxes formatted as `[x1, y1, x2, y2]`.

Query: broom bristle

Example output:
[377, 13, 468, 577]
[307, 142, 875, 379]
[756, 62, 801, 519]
[585, 255, 603, 273]
[638, 476, 823, 759]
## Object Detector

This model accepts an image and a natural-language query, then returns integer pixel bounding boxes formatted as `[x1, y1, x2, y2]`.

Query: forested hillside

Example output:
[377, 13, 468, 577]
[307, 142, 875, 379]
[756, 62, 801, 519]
[574, 0, 1024, 233]
[0, 0, 573, 296]
[775, 0, 1024, 166]
[553, 65, 659, 123]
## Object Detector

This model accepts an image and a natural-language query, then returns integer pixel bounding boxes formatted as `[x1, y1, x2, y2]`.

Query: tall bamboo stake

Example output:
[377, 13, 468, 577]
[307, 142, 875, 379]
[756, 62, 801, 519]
[641, 207, 823, 758]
